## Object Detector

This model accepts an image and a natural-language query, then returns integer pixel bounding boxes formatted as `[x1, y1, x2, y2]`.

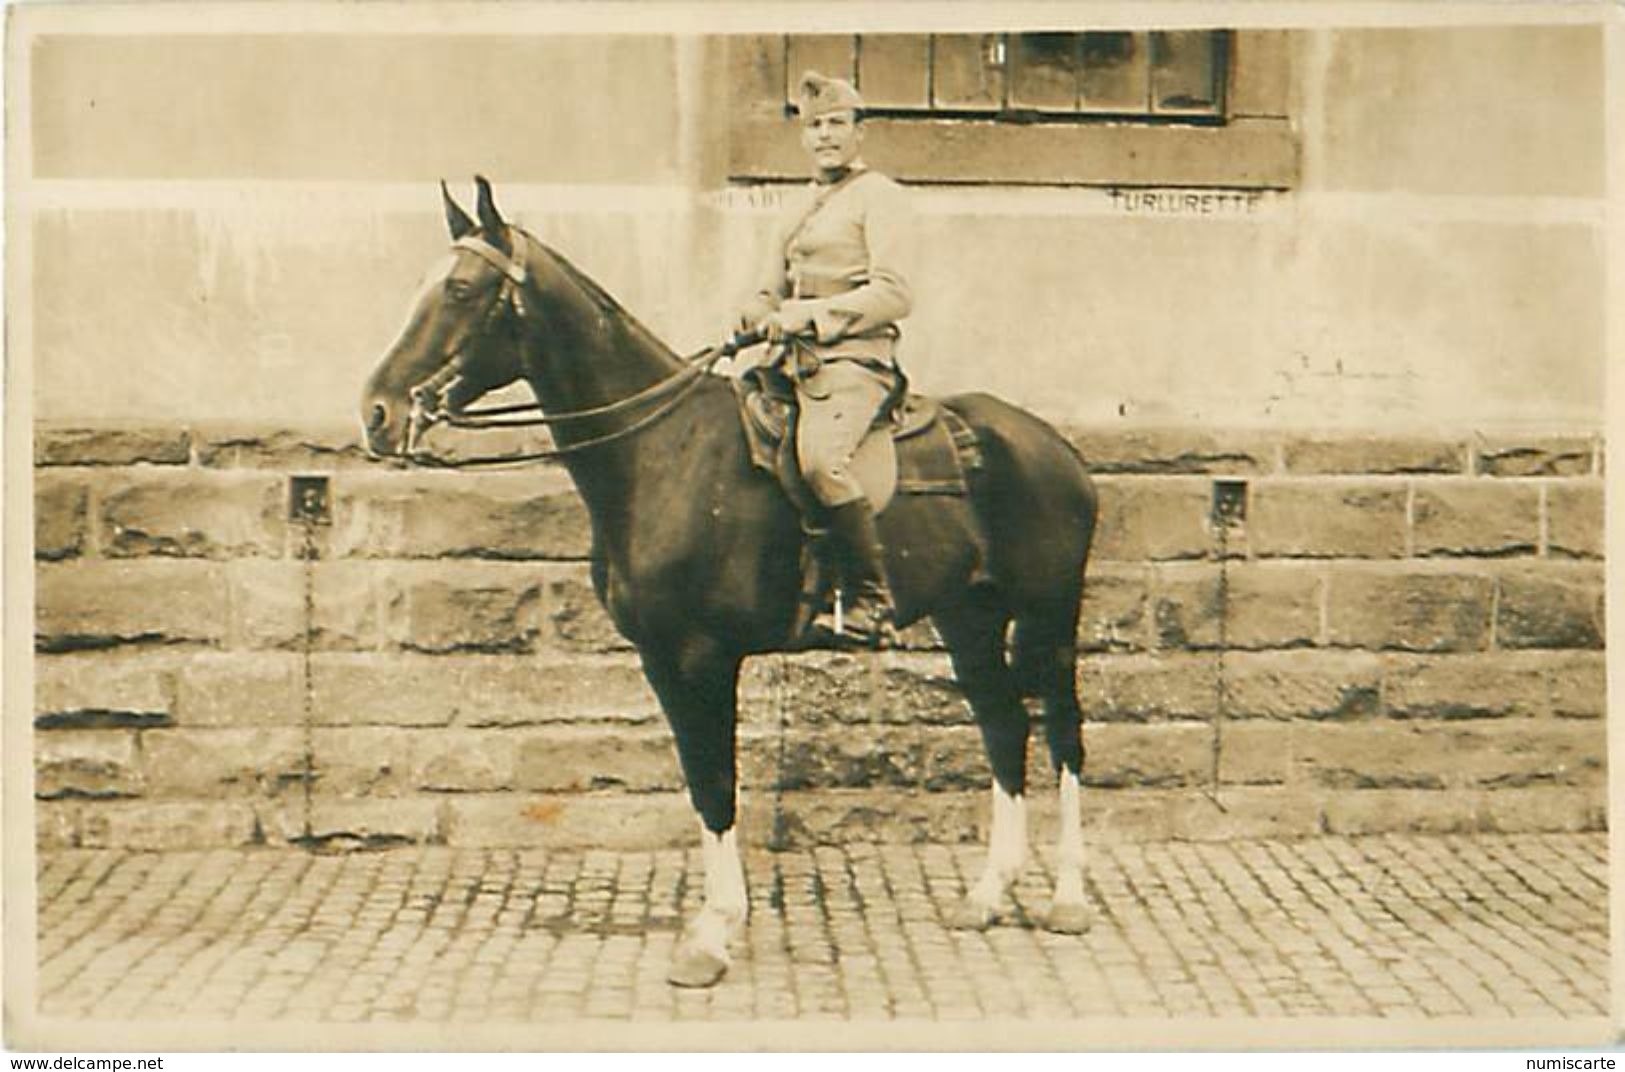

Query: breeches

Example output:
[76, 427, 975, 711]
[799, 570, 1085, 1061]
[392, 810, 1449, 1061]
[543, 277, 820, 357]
[795, 359, 895, 507]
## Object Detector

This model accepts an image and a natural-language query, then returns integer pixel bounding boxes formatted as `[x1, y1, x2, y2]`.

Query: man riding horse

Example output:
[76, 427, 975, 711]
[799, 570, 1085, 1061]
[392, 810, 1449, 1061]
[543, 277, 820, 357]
[364, 149, 1098, 987]
[735, 71, 913, 650]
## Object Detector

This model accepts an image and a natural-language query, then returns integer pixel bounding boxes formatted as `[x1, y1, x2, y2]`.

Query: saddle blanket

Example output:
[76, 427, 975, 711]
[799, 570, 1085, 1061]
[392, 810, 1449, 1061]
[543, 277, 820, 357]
[732, 375, 980, 503]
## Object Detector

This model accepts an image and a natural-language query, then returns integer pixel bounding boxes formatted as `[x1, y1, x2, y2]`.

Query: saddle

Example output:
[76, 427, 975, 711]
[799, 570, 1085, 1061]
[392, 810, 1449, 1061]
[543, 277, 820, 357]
[733, 364, 985, 647]
[733, 365, 981, 516]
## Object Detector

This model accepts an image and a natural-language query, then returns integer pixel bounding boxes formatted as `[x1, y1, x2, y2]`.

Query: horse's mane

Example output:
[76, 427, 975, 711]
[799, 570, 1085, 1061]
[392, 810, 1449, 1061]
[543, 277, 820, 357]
[522, 230, 681, 364]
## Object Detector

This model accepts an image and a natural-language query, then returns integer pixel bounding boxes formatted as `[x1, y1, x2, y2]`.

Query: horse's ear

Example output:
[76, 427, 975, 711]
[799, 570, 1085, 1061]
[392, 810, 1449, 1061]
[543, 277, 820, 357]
[442, 180, 475, 240]
[473, 174, 510, 254]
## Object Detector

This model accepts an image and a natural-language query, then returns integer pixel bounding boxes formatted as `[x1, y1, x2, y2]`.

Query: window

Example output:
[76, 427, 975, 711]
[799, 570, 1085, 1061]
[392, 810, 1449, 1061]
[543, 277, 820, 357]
[781, 32, 1229, 122]
[726, 30, 1296, 187]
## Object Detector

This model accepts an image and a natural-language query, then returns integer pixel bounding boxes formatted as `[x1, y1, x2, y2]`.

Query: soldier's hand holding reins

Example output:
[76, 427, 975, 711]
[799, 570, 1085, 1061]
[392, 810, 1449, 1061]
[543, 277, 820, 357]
[757, 305, 818, 344]
[720, 329, 764, 358]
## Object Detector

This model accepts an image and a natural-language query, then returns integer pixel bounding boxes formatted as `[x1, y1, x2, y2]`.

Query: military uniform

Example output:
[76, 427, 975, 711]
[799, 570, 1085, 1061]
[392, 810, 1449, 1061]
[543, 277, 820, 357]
[743, 166, 915, 505]
[738, 71, 915, 647]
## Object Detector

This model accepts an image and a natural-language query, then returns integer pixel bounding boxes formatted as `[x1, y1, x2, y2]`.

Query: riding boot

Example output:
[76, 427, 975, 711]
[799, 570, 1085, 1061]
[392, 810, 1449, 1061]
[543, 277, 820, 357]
[814, 499, 899, 650]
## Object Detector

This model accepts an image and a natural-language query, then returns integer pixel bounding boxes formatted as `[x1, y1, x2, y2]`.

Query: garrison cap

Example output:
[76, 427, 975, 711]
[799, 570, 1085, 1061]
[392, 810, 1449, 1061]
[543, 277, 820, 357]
[796, 70, 864, 120]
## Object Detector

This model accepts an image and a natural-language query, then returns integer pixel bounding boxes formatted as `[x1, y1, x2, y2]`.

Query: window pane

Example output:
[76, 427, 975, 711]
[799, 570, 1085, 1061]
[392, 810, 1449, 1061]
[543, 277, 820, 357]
[1151, 30, 1223, 114]
[1078, 32, 1149, 113]
[930, 34, 1003, 111]
[857, 34, 930, 109]
[1009, 33, 1078, 112]
[786, 34, 858, 106]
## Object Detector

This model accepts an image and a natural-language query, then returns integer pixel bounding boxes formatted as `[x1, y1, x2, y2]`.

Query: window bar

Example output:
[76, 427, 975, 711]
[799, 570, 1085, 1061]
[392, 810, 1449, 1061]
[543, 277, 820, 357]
[988, 33, 1001, 112]
[781, 34, 791, 114]
[1143, 31, 1155, 115]
[1073, 32, 1084, 114]
[926, 34, 936, 110]
[998, 32, 1010, 112]
[1215, 29, 1233, 118]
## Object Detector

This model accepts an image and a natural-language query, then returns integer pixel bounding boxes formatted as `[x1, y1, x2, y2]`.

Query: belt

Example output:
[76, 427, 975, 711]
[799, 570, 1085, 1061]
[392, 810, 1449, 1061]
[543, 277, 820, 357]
[772, 333, 897, 378]
[791, 274, 863, 300]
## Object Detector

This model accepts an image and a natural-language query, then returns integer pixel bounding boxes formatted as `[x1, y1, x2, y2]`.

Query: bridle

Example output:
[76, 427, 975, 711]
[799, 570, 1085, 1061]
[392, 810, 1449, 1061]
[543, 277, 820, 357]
[397, 228, 753, 469]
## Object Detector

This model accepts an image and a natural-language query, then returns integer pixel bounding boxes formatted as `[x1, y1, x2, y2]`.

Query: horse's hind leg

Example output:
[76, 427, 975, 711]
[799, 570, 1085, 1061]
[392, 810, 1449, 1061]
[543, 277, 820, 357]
[1015, 614, 1094, 935]
[935, 598, 1031, 931]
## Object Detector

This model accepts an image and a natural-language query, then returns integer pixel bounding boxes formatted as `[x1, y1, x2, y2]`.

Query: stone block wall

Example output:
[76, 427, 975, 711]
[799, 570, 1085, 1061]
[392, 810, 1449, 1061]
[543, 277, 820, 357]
[32, 422, 1606, 850]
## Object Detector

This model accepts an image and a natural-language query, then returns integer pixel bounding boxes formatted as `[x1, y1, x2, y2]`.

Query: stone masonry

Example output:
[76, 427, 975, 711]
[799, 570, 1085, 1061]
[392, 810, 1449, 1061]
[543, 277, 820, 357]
[33, 422, 1606, 850]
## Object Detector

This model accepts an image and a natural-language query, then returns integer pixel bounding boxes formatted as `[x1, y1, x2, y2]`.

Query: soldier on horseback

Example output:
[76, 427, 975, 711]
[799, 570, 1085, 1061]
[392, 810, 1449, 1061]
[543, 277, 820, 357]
[368, 169, 1099, 986]
[736, 70, 916, 649]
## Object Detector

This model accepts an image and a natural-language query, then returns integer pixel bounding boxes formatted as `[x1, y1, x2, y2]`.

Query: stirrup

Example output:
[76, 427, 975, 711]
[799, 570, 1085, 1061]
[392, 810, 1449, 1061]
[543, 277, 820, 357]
[813, 588, 898, 651]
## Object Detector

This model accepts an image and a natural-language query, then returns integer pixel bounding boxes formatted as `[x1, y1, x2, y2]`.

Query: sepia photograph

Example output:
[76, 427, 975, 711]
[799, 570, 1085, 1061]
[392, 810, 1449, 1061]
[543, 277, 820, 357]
[4, 1, 1616, 1053]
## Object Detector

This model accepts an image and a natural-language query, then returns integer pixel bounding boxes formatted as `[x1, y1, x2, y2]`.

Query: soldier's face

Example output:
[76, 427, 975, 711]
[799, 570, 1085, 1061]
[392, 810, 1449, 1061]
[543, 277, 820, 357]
[801, 110, 863, 172]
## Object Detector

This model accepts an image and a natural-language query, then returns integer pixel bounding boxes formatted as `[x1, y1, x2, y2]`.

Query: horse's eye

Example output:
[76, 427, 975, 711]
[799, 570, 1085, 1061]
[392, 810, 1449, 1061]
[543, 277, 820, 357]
[445, 280, 474, 303]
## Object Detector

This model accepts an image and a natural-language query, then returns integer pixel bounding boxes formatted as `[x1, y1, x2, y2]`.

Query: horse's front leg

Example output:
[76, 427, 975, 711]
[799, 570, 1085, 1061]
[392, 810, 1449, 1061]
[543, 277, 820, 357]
[639, 638, 747, 988]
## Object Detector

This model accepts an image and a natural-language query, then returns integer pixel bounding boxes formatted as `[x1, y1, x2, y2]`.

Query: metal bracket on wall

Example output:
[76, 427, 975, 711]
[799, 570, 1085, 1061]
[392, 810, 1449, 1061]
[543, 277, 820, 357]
[1207, 477, 1247, 814]
[288, 475, 328, 850]
[1211, 477, 1247, 528]
[289, 475, 332, 525]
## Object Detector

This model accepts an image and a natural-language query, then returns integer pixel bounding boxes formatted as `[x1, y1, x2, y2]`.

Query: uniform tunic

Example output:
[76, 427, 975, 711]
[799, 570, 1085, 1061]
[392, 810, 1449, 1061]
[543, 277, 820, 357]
[741, 164, 917, 507]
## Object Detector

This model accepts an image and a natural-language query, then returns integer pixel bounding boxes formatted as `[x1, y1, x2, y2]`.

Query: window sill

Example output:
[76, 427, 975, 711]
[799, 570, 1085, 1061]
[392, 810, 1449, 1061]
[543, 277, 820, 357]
[727, 113, 1297, 188]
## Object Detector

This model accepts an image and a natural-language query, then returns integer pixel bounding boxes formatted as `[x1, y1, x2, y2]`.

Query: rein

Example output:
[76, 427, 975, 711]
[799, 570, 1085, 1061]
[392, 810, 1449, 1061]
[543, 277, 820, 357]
[399, 229, 760, 468]
[406, 343, 735, 469]
[438, 345, 718, 431]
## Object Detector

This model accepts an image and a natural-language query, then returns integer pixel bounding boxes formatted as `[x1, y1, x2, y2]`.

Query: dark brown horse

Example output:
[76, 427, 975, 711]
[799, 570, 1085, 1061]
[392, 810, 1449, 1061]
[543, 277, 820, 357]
[361, 178, 1098, 987]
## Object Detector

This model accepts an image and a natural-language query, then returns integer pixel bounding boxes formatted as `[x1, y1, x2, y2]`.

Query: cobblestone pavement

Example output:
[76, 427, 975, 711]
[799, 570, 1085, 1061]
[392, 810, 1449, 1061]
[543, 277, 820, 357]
[35, 834, 1607, 1022]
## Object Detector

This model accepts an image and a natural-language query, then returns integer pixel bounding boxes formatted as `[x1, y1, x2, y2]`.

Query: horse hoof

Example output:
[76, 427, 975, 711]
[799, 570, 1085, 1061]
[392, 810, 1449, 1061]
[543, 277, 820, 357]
[1046, 901, 1094, 935]
[947, 897, 997, 931]
[667, 946, 729, 988]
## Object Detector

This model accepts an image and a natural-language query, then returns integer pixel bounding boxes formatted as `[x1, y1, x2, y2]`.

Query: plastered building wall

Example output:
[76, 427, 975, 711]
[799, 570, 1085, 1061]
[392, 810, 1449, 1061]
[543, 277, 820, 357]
[23, 25, 1606, 432]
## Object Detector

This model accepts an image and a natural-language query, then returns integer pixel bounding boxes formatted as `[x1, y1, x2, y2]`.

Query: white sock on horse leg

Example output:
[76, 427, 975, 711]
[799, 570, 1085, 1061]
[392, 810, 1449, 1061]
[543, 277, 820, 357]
[700, 821, 748, 925]
[1055, 767, 1086, 905]
[970, 784, 1028, 904]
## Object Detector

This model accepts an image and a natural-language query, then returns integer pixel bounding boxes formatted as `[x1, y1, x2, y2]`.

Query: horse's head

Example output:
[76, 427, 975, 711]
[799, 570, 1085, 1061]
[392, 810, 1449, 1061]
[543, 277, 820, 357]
[360, 176, 532, 459]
